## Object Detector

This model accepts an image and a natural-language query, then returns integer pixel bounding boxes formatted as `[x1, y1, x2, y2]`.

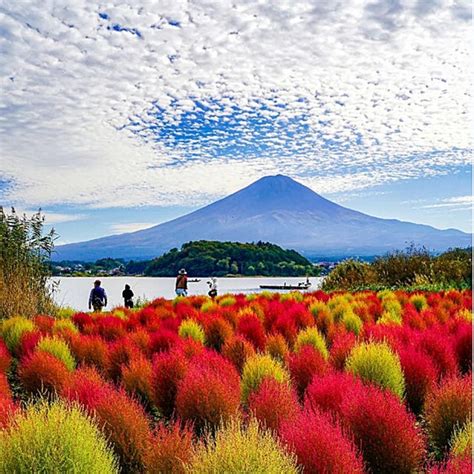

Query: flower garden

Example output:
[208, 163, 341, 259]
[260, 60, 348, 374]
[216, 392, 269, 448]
[0, 289, 472, 473]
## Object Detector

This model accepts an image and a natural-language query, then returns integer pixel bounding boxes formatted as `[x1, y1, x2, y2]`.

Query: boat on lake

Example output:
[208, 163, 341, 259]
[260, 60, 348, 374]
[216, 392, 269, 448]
[259, 281, 311, 290]
[188, 278, 201, 283]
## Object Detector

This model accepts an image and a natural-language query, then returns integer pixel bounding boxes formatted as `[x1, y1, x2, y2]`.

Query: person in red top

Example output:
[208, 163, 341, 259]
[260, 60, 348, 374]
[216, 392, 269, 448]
[175, 268, 188, 297]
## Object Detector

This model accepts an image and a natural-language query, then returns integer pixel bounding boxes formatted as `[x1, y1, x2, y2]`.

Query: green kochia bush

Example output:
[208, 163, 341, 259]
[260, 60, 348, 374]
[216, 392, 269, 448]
[0, 400, 118, 473]
[178, 319, 206, 344]
[37, 336, 76, 371]
[186, 418, 298, 473]
[0, 317, 35, 353]
[345, 341, 405, 399]
[293, 327, 328, 359]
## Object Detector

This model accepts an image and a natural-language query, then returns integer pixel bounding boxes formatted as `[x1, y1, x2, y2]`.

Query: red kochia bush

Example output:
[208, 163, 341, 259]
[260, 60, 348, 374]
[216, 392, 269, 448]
[237, 314, 266, 351]
[329, 330, 357, 370]
[288, 345, 328, 398]
[222, 335, 255, 373]
[143, 420, 194, 474]
[424, 373, 472, 452]
[0, 373, 17, 428]
[0, 339, 11, 374]
[151, 349, 189, 418]
[340, 384, 426, 474]
[32, 315, 55, 333]
[149, 328, 180, 354]
[18, 331, 42, 359]
[203, 317, 233, 351]
[72, 312, 93, 331]
[249, 377, 300, 431]
[96, 316, 127, 341]
[107, 339, 140, 381]
[304, 372, 363, 416]
[121, 355, 153, 402]
[453, 322, 472, 374]
[62, 366, 110, 409]
[69, 335, 108, 371]
[398, 346, 438, 414]
[417, 329, 458, 377]
[430, 455, 473, 474]
[280, 409, 365, 474]
[18, 351, 71, 396]
[94, 388, 152, 472]
[176, 351, 240, 432]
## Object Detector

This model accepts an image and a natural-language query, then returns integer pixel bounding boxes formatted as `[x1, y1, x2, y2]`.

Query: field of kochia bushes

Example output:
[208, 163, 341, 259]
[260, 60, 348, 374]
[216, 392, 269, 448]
[0, 289, 472, 473]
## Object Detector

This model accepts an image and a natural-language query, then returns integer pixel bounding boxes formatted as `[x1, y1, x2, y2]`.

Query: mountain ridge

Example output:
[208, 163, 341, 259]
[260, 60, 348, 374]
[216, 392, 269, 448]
[54, 175, 471, 261]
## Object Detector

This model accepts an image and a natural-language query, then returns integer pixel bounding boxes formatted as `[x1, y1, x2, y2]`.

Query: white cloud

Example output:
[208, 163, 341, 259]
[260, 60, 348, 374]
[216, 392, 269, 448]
[419, 195, 473, 210]
[0, 0, 471, 209]
[110, 222, 156, 234]
[2, 207, 86, 224]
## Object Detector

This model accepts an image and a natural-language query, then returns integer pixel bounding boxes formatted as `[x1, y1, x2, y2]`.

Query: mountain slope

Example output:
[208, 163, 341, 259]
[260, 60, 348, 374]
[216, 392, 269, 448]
[54, 175, 471, 261]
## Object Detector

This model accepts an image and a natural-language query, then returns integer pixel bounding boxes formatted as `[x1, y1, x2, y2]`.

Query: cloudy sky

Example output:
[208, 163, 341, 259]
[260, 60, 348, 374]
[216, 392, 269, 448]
[0, 0, 471, 244]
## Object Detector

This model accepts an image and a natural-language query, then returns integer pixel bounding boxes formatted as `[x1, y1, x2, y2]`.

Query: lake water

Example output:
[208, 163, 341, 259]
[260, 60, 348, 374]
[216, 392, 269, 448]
[52, 276, 324, 311]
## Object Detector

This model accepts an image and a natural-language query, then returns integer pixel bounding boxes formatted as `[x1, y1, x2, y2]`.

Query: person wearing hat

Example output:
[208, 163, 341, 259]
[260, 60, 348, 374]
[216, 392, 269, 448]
[175, 268, 188, 297]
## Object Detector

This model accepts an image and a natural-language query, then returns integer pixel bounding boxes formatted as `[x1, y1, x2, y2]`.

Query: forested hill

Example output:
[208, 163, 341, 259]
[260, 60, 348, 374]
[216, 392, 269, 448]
[145, 240, 320, 277]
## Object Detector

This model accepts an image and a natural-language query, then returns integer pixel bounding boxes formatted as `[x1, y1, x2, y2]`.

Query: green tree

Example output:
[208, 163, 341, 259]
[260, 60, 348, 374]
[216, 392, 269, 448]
[0, 208, 56, 319]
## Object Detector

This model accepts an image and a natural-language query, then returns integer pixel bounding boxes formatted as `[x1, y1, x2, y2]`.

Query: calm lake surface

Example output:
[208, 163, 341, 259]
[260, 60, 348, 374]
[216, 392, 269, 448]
[52, 276, 324, 311]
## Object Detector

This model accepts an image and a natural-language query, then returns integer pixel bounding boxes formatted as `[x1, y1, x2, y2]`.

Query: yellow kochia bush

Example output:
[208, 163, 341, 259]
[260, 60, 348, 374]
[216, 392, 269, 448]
[294, 327, 329, 359]
[37, 336, 76, 372]
[0, 317, 35, 353]
[0, 400, 118, 473]
[178, 319, 206, 344]
[186, 418, 298, 473]
[345, 341, 405, 399]
[241, 354, 290, 403]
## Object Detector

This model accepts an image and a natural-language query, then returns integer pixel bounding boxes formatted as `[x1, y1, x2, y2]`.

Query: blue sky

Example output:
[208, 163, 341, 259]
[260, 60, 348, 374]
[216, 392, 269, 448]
[0, 1, 471, 244]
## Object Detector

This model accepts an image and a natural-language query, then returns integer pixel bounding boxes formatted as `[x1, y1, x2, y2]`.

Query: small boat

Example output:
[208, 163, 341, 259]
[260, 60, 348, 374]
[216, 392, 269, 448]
[259, 281, 312, 290]
[188, 278, 201, 283]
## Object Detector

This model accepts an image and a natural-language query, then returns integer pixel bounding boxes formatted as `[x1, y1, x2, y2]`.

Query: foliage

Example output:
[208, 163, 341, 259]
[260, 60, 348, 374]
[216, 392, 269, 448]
[0, 208, 57, 319]
[0, 400, 118, 473]
[0, 317, 35, 354]
[322, 246, 472, 291]
[345, 341, 406, 398]
[280, 409, 365, 474]
[178, 319, 206, 345]
[424, 374, 472, 454]
[293, 326, 328, 359]
[145, 240, 320, 277]
[186, 418, 299, 474]
[37, 336, 76, 371]
[241, 354, 290, 404]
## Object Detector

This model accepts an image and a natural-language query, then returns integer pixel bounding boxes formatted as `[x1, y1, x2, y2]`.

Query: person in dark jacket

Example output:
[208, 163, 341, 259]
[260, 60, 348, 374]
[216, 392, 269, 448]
[175, 268, 188, 297]
[122, 284, 134, 308]
[88, 280, 107, 312]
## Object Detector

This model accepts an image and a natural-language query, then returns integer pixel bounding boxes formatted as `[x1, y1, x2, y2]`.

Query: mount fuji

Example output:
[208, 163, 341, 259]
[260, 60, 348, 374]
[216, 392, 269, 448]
[54, 175, 471, 261]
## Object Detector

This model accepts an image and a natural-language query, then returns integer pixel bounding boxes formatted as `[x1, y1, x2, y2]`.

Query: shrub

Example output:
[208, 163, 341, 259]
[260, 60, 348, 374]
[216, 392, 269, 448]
[52, 318, 79, 336]
[345, 341, 405, 398]
[0, 373, 17, 428]
[144, 421, 194, 474]
[151, 349, 188, 417]
[149, 328, 180, 354]
[107, 339, 140, 381]
[424, 374, 472, 453]
[19, 351, 71, 396]
[340, 384, 426, 473]
[418, 330, 458, 377]
[94, 389, 152, 472]
[121, 355, 153, 403]
[410, 293, 428, 311]
[219, 295, 236, 307]
[450, 421, 472, 458]
[203, 317, 233, 351]
[237, 314, 266, 351]
[280, 409, 365, 473]
[222, 335, 255, 373]
[329, 331, 356, 370]
[69, 335, 108, 370]
[37, 336, 76, 371]
[241, 354, 290, 404]
[342, 309, 363, 335]
[0, 339, 11, 373]
[0, 400, 118, 473]
[293, 326, 328, 359]
[453, 322, 472, 373]
[186, 418, 298, 473]
[265, 333, 289, 362]
[178, 319, 206, 344]
[398, 346, 437, 414]
[304, 371, 363, 415]
[176, 353, 240, 432]
[1, 317, 35, 354]
[249, 378, 300, 431]
[288, 345, 328, 398]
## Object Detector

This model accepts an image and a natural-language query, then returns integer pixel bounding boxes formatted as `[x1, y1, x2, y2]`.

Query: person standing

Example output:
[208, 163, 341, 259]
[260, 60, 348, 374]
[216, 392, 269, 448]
[88, 280, 107, 312]
[175, 268, 188, 297]
[122, 284, 134, 308]
[207, 277, 218, 299]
